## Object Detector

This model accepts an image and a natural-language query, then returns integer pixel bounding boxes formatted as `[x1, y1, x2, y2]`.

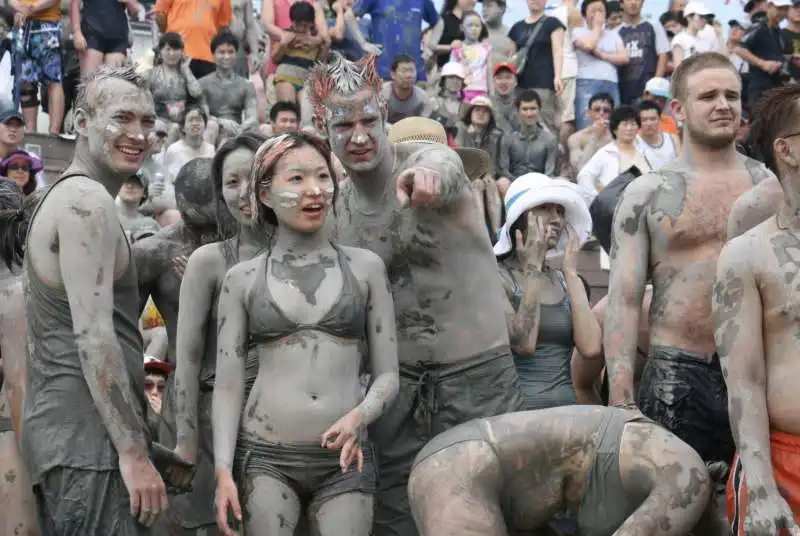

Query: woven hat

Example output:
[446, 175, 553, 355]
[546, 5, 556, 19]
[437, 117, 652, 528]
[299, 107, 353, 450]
[461, 95, 494, 122]
[388, 117, 491, 181]
[493, 173, 592, 259]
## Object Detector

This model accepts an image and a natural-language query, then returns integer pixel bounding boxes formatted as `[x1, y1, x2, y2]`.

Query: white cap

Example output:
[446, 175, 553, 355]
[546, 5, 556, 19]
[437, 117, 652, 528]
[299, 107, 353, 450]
[644, 77, 671, 99]
[440, 62, 466, 79]
[683, 1, 712, 16]
[769, 0, 792, 6]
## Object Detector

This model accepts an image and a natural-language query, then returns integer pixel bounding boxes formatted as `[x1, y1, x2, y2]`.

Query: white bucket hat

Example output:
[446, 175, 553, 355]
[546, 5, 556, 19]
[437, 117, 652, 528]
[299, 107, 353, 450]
[494, 173, 593, 259]
[440, 62, 466, 80]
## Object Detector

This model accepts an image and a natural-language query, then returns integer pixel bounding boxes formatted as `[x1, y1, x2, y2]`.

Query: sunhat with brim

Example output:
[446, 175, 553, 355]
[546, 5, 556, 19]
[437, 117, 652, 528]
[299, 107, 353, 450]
[0, 150, 43, 176]
[493, 173, 593, 259]
[461, 95, 495, 122]
[388, 117, 491, 181]
[440, 62, 466, 80]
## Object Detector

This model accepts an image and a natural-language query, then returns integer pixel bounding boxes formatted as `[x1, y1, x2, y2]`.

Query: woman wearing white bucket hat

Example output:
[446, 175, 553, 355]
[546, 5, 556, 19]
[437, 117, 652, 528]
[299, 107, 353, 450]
[494, 173, 602, 410]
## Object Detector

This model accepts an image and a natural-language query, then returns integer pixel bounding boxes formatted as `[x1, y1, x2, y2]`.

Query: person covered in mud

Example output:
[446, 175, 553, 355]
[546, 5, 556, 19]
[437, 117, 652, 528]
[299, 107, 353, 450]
[212, 133, 399, 536]
[147, 32, 205, 144]
[494, 173, 599, 411]
[307, 53, 524, 536]
[133, 157, 223, 449]
[714, 85, 800, 536]
[228, 0, 263, 76]
[603, 52, 773, 465]
[0, 178, 38, 536]
[116, 171, 152, 235]
[408, 406, 725, 536]
[199, 29, 259, 147]
[172, 132, 268, 535]
[22, 65, 176, 532]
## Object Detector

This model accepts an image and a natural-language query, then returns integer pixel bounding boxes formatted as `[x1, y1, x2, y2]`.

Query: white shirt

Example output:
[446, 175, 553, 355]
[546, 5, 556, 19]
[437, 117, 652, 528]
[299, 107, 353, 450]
[673, 29, 719, 59]
[551, 3, 578, 79]
[577, 141, 651, 202]
[636, 133, 678, 170]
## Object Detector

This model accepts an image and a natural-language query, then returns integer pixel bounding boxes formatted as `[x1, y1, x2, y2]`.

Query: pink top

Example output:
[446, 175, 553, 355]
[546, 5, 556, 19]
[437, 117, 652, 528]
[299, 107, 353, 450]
[452, 42, 491, 94]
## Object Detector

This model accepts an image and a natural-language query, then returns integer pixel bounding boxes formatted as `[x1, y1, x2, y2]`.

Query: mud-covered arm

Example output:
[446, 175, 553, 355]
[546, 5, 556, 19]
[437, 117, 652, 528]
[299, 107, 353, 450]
[0, 281, 27, 435]
[241, 81, 259, 132]
[175, 247, 218, 462]
[409, 146, 469, 209]
[727, 176, 782, 239]
[713, 240, 777, 495]
[181, 60, 203, 99]
[244, 0, 262, 60]
[357, 252, 398, 426]
[604, 178, 652, 407]
[503, 266, 544, 355]
[59, 186, 150, 458]
[212, 267, 248, 474]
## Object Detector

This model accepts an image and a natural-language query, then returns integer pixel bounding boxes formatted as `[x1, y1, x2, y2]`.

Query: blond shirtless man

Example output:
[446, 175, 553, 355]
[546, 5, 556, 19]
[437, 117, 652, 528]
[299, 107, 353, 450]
[713, 85, 800, 536]
[604, 52, 774, 465]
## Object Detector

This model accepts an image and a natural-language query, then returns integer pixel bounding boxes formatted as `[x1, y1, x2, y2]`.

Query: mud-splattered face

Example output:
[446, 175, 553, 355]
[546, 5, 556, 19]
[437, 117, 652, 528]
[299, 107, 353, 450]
[444, 75, 464, 94]
[463, 13, 483, 42]
[214, 43, 237, 71]
[221, 147, 255, 226]
[119, 178, 146, 204]
[79, 78, 156, 176]
[326, 89, 386, 173]
[260, 144, 335, 234]
[161, 44, 183, 67]
[144, 373, 166, 413]
[184, 108, 206, 137]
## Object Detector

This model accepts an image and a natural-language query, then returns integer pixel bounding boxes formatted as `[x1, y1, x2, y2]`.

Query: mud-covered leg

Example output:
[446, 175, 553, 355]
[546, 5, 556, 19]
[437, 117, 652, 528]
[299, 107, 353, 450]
[243, 474, 301, 536]
[309, 492, 373, 536]
[408, 442, 507, 536]
[0, 432, 39, 536]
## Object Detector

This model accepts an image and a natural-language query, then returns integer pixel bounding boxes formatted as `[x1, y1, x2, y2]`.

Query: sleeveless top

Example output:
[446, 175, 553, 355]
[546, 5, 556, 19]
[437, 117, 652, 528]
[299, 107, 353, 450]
[503, 265, 577, 410]
[247, 245, 367, 344]
[636, 133, 677, 171]
[22, 173, 148, 483]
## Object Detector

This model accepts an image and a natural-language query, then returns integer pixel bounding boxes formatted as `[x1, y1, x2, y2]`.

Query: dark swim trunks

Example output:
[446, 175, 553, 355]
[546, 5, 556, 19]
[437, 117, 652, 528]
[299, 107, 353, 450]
[372, 347, 524, 536]
[637, 345, 734, 464]
[34, 467, 149, 535]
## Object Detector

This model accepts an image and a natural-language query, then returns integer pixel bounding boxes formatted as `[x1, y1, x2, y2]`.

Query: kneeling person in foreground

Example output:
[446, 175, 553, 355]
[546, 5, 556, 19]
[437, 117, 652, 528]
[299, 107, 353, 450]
[408, 406, 721, 536]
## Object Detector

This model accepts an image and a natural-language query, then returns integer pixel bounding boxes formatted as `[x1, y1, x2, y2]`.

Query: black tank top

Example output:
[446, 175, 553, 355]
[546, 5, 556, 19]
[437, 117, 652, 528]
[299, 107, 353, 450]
[22, 173, 148, 483]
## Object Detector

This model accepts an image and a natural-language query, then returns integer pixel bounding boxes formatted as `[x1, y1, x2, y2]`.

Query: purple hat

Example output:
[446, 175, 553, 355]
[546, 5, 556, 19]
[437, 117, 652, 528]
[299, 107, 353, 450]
[0, 150, 43, 176]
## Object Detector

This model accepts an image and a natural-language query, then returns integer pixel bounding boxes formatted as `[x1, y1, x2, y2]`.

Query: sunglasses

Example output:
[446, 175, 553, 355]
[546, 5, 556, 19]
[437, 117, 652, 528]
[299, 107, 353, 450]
[7, 164, 30, 172]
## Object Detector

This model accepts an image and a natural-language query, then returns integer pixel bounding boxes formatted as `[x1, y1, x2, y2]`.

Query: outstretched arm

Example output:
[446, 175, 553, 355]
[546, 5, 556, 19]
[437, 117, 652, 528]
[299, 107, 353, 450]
[399, 146, 469, 209]
[212, 268, 248, 475]
[603, 178, 652, 408]
[358, 252, 399, 426]
[174, 247, 218, 462]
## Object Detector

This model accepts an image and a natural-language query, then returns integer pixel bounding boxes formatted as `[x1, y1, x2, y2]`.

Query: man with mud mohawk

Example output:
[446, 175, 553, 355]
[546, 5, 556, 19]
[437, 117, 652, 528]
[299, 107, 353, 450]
[308, 52, 524, 536]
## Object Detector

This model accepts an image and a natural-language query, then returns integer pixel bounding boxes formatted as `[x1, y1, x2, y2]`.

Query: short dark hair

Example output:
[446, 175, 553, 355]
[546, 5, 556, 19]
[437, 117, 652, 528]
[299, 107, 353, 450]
[516, 89, 542, 109]
[391, 53, 416, 72]
[270, 100, 300, 122]
[609, 105, 640, 138]
[752, 84, 800, 176]
[210, 28, 239, 53]
[158, 32, 184, 51]
[289, 1, 315, 23]
[183, 105, 208, 129]
[638, 99, 662, 116]
[589, 92, 615, 109]
[660, 11, 687, 27]
[581, 0, 607, 18]
[606, 0, 621, 13]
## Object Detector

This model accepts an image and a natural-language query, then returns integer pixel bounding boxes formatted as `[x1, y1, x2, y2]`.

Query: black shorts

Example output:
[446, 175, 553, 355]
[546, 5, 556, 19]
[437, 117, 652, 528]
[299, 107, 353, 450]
[637, 345, 734, 464]
[82, 23, 129, 55]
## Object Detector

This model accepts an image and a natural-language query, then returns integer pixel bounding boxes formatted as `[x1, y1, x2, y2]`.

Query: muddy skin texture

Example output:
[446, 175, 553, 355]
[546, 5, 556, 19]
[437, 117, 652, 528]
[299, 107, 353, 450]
[23, 68, 162, 533]
[229, 0, 263, 74]
[148, 60, 204, 125]
[134, 158, 221, 450]
[198, 65, 258, 143]
[408, 407, 716, 536]
[726, 175, 784, 239]
[172, 147, 270, 532]
[0, 266, 39, 535]
[713, 193, 800, 534]
[604, 154, 773, 410]
[213, 142, 398, 536]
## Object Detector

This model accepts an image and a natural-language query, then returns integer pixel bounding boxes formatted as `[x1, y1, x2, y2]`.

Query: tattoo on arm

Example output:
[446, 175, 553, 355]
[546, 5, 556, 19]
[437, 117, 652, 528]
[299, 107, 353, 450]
[211, 269, 248, 473]
[357, 253, 399, 426]
[60, 190, 149, 457]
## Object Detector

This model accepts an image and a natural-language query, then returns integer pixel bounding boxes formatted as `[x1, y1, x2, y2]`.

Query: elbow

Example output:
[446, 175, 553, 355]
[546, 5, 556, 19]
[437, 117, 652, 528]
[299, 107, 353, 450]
[575, 337, 603, 362]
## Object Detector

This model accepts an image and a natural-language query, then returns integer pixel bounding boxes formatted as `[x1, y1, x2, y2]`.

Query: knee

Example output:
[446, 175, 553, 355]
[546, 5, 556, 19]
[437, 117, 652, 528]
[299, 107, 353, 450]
[20, 83, 40, 108]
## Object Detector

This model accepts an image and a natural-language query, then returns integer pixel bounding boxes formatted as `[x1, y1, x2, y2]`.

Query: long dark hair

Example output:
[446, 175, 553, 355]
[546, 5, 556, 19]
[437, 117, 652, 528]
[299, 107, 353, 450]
[249, 132, 339, 229]
[0, 178, 25, 271]
[211, 132, 268, 265]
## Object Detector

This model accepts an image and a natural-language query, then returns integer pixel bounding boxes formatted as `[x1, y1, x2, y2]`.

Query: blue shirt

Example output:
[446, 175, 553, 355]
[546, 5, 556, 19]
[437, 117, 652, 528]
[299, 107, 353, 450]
[355, 0, 439, 81]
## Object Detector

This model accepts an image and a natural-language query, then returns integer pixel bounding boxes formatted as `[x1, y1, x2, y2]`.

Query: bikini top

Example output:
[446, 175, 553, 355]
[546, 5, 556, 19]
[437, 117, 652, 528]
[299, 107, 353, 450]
[247, 244, 367, 344]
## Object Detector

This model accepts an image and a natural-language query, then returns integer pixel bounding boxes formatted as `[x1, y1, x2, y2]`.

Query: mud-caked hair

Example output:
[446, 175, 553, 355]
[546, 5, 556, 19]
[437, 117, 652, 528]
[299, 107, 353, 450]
[75, 65, 150, 118]
[0, 178, 25, 271]
[308, 52, 385, 129]
[174, 157, 215, 226]
[248, 132, 339, 229]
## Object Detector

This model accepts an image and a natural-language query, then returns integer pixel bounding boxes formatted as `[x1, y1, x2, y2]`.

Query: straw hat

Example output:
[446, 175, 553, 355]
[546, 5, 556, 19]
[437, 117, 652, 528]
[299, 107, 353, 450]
[461, 95, 494, 122]
[388, 117, 491, 181]
[493, 173, 592, 259]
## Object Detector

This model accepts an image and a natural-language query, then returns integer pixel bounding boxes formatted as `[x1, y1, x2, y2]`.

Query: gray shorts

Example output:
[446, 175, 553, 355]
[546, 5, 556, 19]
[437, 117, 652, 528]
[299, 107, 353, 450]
[371, 347, 524, 536]
[34, 467, 150, 536]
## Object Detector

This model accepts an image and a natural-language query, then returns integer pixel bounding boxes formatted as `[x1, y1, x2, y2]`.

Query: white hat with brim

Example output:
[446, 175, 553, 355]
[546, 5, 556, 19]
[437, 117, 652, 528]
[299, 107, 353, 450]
[769, 0, 792, 6]
[684, 1, 712, 16]
[493, 174, 593, 259]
